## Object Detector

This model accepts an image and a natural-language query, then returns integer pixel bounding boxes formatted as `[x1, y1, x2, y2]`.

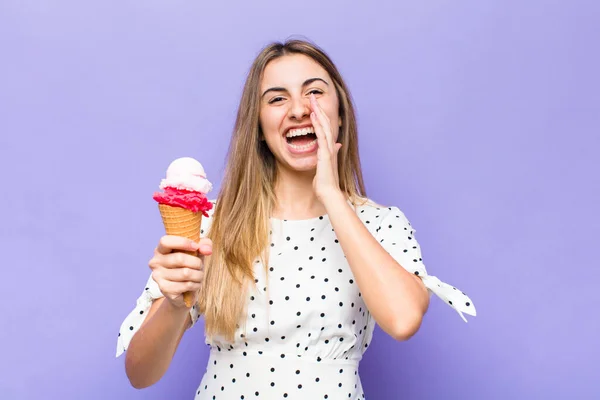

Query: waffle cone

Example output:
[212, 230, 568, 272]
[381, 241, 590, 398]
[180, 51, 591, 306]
[158, 203, 202, 308]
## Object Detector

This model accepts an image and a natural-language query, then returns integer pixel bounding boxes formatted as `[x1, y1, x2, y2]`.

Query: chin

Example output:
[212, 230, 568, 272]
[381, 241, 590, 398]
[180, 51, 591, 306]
[283, 157, 318, 173]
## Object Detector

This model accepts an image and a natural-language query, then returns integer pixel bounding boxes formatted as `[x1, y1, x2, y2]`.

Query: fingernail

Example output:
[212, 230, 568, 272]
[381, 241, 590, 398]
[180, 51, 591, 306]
[200, 245, 212, 254]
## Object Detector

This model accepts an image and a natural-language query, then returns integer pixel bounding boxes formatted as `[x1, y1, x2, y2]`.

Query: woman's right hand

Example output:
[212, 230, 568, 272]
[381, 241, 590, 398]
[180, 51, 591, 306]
[148, 235, 213, 309]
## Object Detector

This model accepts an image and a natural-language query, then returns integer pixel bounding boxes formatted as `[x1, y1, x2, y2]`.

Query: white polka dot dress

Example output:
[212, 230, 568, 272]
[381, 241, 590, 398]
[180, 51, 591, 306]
[116, 199, 476, 399]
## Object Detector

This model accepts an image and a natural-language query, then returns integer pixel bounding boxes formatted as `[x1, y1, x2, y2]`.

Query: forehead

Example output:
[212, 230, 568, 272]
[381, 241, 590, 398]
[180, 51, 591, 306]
[261, 53, 330, 89]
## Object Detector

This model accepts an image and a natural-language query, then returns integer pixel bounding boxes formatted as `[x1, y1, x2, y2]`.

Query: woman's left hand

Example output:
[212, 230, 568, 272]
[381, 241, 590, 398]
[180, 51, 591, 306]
[310, 94, 343, 201]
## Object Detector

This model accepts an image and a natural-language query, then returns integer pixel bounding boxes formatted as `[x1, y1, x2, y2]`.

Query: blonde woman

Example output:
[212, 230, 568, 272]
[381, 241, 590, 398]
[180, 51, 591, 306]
[116, 39, 476, 399]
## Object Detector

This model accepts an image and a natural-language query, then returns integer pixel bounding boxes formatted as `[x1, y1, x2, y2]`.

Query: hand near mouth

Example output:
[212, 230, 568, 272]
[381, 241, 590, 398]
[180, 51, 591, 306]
[309, 94, 343, 201]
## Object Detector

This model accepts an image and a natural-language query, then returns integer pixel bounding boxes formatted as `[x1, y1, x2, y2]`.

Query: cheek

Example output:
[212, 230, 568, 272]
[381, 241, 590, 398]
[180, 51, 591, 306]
[322, 97, 340, 125]
[260, 108, 284, 134]
[324, 106, 340, 136]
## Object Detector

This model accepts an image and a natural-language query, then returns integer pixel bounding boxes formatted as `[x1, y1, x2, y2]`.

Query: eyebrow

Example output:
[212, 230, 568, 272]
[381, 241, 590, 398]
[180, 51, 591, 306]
[261, 77, 329, 99]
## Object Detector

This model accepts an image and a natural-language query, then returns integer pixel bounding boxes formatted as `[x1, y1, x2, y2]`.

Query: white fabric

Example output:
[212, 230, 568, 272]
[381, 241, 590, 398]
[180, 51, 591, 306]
[115, 199, 475, 399]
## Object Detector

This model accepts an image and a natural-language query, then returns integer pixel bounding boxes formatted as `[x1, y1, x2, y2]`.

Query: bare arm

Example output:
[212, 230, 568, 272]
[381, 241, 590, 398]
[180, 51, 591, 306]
[122, 235, 212, 389]
[324, 192, 430, 341]
[124, 297, 192, 388]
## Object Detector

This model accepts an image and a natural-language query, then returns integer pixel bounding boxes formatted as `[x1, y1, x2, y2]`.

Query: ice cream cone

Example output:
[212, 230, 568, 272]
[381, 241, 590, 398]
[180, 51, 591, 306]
[158, 203, 202, 308]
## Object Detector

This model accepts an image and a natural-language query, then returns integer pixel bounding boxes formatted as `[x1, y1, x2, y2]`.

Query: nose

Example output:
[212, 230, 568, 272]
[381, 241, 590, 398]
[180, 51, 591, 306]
[287, 96, 310, 121]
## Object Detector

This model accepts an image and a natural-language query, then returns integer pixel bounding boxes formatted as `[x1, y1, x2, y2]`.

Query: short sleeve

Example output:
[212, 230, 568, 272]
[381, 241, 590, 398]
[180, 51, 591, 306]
[375, 206, 476, 322]
[115, 199, 216, 358]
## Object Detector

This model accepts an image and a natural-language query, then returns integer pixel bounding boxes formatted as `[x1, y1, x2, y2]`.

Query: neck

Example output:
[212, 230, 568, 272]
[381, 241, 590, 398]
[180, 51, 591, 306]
[272, 166, 325, 220]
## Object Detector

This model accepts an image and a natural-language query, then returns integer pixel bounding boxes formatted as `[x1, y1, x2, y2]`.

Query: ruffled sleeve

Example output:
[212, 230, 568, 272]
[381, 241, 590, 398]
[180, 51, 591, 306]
[115, 200, 216, 358]
[374, 206, 476, 322]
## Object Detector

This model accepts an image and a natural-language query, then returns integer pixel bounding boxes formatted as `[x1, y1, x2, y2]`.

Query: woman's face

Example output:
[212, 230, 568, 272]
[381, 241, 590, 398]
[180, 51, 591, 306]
[259, 53, 340, 172]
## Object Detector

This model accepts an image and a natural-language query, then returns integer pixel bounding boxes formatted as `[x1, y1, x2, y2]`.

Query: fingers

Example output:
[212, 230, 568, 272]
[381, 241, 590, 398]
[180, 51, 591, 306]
[154, 267, 204, 284]
[310, 94, 333, 151]
[156, 235, 199, 255]
[197, 238, 213, 256]
[153, 251, 203, 270]
[311, 111, 330, 157]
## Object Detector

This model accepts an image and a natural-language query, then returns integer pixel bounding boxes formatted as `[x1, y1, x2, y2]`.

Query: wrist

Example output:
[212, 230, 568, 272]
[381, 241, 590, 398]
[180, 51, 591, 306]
[162, 297, 192, 316]
[320, 189, 346, 209]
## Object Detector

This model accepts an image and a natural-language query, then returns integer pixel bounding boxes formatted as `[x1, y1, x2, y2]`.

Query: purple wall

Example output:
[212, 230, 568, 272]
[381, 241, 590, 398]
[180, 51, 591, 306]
[2, 0, 598, 399]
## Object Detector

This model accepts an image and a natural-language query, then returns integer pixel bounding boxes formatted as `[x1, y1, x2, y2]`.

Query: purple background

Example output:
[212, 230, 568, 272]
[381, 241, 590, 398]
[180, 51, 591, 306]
[1, 0, 599, 399]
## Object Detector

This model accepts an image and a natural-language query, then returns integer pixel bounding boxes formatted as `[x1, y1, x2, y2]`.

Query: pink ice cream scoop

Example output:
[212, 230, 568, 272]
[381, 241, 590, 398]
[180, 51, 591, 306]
[153, 157, 213, 217]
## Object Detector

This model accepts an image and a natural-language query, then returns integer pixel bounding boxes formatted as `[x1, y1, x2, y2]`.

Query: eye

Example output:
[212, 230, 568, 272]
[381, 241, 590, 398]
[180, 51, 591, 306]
[268, 96, 285, 104]
[307, 89, 323, 96]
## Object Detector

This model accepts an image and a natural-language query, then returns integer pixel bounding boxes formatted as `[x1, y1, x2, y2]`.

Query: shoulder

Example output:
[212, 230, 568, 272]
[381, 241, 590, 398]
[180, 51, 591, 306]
[351, 197, 412, 230]
[352, 196, 401, 218]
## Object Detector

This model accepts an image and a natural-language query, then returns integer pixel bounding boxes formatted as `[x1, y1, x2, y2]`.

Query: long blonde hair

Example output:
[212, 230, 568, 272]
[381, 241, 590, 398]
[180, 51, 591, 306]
[198, 39, 369, 341]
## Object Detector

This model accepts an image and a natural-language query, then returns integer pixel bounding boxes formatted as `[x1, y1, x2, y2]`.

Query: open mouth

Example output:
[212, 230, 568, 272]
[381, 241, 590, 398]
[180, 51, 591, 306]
[285, 126, 317, 150]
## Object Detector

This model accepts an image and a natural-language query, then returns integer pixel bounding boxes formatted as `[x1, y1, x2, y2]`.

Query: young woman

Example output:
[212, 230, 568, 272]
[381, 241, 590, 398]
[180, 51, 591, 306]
[116, 39, 476, 399]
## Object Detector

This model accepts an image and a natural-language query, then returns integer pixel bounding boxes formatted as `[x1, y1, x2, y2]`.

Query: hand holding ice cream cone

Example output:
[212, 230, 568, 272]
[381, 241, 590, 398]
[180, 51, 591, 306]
[152, 157, 214, 307]
[148, 234, 212, 309]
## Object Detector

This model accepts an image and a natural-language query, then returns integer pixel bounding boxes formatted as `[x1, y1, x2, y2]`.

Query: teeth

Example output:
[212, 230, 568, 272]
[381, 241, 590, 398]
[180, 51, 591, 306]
[286, 126, 315, 138]
[288, 139, 318, 150]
